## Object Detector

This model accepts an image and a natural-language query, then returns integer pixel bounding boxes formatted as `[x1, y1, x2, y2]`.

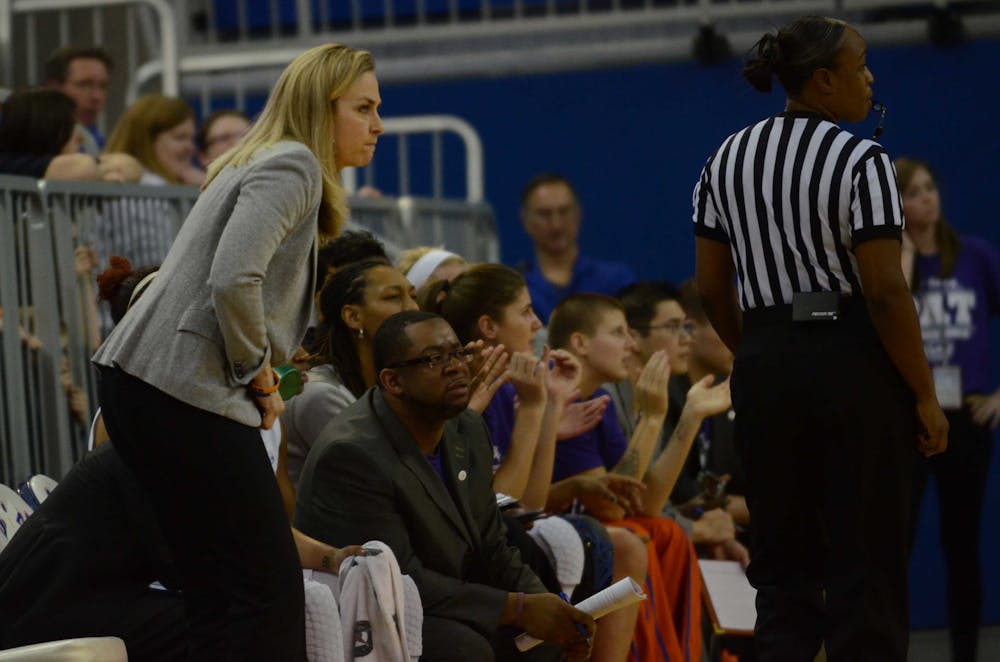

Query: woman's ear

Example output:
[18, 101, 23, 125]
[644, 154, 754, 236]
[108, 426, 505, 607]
[477, 314, 498, 342]
[341, 304, 364, 332]
[813, 67, 836, 95]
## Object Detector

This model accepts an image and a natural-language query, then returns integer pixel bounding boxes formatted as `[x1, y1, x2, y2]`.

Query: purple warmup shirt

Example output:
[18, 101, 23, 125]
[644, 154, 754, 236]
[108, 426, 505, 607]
[914, 235, 1000, 395]
[483, 383, 517, 470]
[552, 389, 629, 483]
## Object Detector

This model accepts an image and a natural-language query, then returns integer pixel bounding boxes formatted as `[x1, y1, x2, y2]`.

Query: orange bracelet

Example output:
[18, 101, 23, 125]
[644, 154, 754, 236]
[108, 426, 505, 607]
[247, 369, 280, 398]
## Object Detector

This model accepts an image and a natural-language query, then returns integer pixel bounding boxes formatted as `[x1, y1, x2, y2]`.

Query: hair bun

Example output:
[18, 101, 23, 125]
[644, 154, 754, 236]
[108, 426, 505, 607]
[96, 255, 134, 303]
[743, 33, 780, 93]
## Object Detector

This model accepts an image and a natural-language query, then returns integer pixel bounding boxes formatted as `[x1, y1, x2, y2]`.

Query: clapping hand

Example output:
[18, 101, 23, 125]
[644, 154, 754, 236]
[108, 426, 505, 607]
[543, 348, 582, 406]
[467, 342, 510, 413]
[557, 391, 610, 440]
[634, 350, 670, 420]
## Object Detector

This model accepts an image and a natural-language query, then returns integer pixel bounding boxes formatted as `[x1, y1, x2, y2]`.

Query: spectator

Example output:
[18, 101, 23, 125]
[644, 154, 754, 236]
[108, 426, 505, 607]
[898, 157, 1000, 662]
[0, 88, 140, 181]
[515, 174, 636, 323]
[295, 310, 595, 661]
[398, 246, 469, 290]
[105, 94, 203, 186]
[44, 46, 112, 155]
[197, 109, 251, 168]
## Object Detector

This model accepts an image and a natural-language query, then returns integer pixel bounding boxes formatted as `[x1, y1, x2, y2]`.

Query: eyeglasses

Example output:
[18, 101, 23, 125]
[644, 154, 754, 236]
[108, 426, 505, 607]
[635, 320, 695, 336]
[385, 347, 476, 370]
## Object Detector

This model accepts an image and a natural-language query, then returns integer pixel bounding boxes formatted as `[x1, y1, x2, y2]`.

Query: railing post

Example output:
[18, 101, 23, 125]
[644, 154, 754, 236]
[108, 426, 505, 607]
[0, 0, 13, 86]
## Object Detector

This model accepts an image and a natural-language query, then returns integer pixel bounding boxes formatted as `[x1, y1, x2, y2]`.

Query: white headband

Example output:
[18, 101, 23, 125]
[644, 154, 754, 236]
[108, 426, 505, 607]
[406, 249, 460, 289]
[127, 271, 158, 310]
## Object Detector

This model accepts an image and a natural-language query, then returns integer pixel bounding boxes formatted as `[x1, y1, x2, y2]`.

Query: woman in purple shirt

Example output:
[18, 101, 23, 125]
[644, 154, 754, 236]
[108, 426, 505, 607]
[898, 157, 1000, 662]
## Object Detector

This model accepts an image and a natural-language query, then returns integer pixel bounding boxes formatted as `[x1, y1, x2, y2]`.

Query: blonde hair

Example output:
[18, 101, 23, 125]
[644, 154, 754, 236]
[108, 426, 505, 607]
[105, 94, 194, 183]
[396, 245, 467, 275]
[204, 43, 375, 239]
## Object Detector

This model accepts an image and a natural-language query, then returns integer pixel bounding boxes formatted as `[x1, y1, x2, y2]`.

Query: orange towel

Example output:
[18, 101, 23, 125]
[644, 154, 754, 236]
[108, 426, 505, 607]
[612, 516, 702, 662]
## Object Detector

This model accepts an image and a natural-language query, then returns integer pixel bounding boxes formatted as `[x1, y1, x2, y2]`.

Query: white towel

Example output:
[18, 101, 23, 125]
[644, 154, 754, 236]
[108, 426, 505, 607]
[527, 516, 585, 597]
[303, 572, 345, 662]
[338, 541, 422, 661]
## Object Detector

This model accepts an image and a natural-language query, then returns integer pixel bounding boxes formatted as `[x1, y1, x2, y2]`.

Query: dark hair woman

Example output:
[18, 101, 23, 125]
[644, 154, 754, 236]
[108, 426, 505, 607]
[693, 16, 948, 661]
[282, 259, 418, 484]
[0, 88, 140, 181]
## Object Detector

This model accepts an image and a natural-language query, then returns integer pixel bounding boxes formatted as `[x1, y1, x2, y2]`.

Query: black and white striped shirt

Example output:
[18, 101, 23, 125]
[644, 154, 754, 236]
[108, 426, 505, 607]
[692, 111, 904, 311]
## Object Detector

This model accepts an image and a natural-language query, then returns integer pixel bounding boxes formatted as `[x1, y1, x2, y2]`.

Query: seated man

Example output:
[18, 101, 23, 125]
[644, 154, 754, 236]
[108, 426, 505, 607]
[668, 280, 748, 528]
[294, 310, 594, 662]
[613, 281, 748, 556]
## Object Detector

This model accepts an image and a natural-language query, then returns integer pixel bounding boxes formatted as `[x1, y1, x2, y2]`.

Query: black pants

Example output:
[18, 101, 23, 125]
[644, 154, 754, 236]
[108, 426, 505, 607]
[98, 367, 305, 661]
[732, 304, 915, 662]
[420, 615, 562, 662]
[0, 444, 187, 661]
[909, 406, 993, 662]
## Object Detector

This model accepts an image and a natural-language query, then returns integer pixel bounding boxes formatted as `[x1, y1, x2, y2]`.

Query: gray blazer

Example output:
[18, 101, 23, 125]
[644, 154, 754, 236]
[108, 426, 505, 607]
[294, 388, 546, 638]
[93, 141, 320, 427]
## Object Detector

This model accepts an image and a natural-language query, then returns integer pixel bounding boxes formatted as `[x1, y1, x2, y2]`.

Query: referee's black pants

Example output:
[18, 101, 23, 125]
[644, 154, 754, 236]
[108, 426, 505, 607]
[99, 366, 306, 661]
[732, 303, 915, 662]
[908, 406, 992, 662]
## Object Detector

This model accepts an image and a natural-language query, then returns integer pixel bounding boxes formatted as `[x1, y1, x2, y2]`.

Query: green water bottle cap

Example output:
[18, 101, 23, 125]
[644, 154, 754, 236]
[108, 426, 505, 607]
[274, 364, 303, 401]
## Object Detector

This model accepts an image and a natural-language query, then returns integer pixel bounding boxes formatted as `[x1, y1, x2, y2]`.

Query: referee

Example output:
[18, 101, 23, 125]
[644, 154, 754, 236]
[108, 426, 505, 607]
[692, 16, 948, 662]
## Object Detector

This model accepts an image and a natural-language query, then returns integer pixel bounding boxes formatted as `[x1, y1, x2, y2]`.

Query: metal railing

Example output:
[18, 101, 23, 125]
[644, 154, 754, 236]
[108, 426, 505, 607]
[139, 0, 1000, 91]
[344, 115, 485, 203]
[0, 175, 497, 486]
[0, 0, 179, 124]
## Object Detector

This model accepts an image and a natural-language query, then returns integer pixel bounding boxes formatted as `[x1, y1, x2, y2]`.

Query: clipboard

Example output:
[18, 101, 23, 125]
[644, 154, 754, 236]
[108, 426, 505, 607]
[699, 559, 756, 637]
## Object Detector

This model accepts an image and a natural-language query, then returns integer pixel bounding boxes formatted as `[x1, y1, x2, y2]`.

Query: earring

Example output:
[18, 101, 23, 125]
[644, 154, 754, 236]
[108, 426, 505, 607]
[357, 328, 365, 340]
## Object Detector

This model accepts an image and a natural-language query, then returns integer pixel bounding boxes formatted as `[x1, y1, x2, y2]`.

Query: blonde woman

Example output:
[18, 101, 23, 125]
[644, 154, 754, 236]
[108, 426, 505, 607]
[397, 245, 469, 289]
[92, 44, 383, 660]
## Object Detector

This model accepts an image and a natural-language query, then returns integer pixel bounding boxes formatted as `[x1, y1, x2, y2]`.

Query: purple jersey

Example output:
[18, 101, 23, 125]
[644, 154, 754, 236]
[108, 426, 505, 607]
[482, 382, 517, 470]
[913, 235, 1000, 395]
[552, 389, 629, 483]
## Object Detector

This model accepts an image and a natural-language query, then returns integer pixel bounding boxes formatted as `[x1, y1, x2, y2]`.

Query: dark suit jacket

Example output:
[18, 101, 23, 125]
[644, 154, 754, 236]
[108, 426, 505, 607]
[294, 388, 546, 638]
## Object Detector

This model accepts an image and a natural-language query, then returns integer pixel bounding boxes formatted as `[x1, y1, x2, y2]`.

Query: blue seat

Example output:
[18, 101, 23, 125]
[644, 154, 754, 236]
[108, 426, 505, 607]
[16, 475, 58, 511]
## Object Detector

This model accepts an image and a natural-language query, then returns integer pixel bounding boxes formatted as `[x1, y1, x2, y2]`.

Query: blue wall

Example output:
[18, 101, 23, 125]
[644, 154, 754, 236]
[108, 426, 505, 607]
[374, 37, 1000, 630]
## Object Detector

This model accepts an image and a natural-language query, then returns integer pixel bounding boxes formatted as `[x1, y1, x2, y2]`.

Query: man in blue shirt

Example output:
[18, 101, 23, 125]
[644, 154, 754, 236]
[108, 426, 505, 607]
[516, 174, 636, 323]
[44, 47, 112, 156]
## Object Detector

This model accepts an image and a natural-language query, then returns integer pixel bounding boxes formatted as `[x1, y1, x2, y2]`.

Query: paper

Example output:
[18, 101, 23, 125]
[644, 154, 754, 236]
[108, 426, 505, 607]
[515, 577, 646, 651]
[699, 559, 756, 633]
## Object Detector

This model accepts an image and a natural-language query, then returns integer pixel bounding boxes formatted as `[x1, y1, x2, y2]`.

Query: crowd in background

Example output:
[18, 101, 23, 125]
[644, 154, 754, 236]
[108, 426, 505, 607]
[0, 32, 997, 662]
